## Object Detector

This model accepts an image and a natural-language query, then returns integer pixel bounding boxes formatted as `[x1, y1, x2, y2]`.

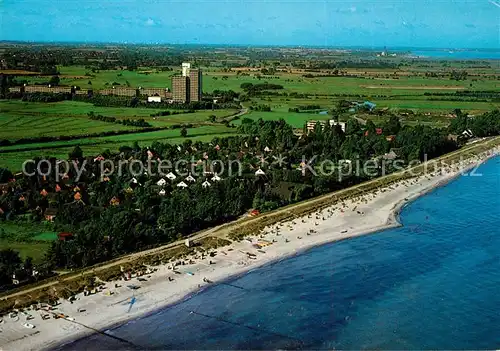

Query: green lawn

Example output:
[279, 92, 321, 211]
[235, 110, 330, 128]
[0, 240, 51, 263]
[0, 222, 58, 262]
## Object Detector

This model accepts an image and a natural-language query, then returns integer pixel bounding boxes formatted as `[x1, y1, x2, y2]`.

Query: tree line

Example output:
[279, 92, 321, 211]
[88, 112, 152, 128]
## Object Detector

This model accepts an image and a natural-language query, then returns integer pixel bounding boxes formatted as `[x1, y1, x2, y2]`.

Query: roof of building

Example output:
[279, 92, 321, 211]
[44, 208, 58, 216]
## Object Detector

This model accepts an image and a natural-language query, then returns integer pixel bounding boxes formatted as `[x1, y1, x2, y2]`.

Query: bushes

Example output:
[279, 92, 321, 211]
[88, 113, 152, 128]
[22, 92, 72, 102]
[149, 110, 195, 117]
[249, 104, 271, 112]
[240, 82, 283, 96]
[288, 105, 322, 113]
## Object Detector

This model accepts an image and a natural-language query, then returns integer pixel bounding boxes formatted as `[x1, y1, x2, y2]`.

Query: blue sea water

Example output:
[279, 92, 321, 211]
[60, 157, 500, 350]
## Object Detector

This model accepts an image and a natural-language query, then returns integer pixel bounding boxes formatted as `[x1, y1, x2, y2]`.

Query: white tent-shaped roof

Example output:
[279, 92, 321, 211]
[185, 175, 196, 182]
[202, 180, 211, 188]
[130, 177, 138, 184]
[159, 189, 166, 196]
[157, 178, 167, 186]
[166, 172, 177, 180]
[177, 181, 188, 188]
[211, 174, 222, 182]
[264, 146, 272, 152]
[255, 168, 266, 176]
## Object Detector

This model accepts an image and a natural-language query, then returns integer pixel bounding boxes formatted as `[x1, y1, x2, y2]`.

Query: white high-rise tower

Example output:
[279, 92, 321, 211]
[182, 62, 191, 77]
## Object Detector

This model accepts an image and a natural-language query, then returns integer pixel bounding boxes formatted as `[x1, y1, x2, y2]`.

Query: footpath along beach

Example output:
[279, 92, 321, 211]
[1, 148, 498, 351]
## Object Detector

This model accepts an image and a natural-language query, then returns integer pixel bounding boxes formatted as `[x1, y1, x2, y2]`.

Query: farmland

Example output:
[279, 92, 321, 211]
[0, 125, 237, 171]
[0, 98, 240, 170]
[1, 56, 498, 171]
[0, 112, 137, 140]
[1, 51, 499, 167]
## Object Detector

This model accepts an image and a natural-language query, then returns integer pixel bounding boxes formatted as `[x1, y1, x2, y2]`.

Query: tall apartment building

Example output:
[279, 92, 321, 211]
[172, 75, 189, 103]
[172, 63, 202, 103]
[189, 69, 202, 102]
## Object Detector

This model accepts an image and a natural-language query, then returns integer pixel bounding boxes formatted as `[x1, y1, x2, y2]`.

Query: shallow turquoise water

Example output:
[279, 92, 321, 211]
[60, 157, 500, 350]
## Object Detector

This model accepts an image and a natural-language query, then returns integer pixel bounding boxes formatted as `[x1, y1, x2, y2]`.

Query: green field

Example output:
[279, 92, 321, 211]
[0, 100, 239, 129]
[370, 98, 499, 113]
[0, 126, 238, 171]
[22, 65, 500, 100]
[0, 99, 240, 169]
[0, 113, 136, 140]
[0, 222, 57, 262]
[26, 65, 176, 91]
[235, 110, 331, 128]
[4, 62, 498, 172]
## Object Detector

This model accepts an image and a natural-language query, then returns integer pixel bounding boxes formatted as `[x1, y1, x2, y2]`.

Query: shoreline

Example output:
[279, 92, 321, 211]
[1, 151, 497, 351]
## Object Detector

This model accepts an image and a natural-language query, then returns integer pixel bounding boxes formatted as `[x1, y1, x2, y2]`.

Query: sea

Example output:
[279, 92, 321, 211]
[58, 157, 500, 350]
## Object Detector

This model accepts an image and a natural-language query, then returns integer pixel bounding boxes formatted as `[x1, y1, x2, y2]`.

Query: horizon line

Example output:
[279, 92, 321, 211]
[0, 40, 498, 52]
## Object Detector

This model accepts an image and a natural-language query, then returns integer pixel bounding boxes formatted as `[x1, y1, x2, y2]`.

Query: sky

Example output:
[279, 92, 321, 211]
[1, 0, 499, 48]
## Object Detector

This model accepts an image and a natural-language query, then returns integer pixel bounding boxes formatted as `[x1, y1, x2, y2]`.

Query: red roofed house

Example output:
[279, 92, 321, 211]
[40, 189, 48, 197]
[249, 209, 260, 217]
[74, 192, 82, 201]
[55, 184, 62, 192]
[364, 128, 383, 137]
[44, 208, 58, 222]
[58, 232, 74, 241]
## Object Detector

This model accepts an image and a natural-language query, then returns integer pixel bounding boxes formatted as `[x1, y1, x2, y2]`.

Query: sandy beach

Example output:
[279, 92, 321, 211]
[1, 149, 497, 351]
